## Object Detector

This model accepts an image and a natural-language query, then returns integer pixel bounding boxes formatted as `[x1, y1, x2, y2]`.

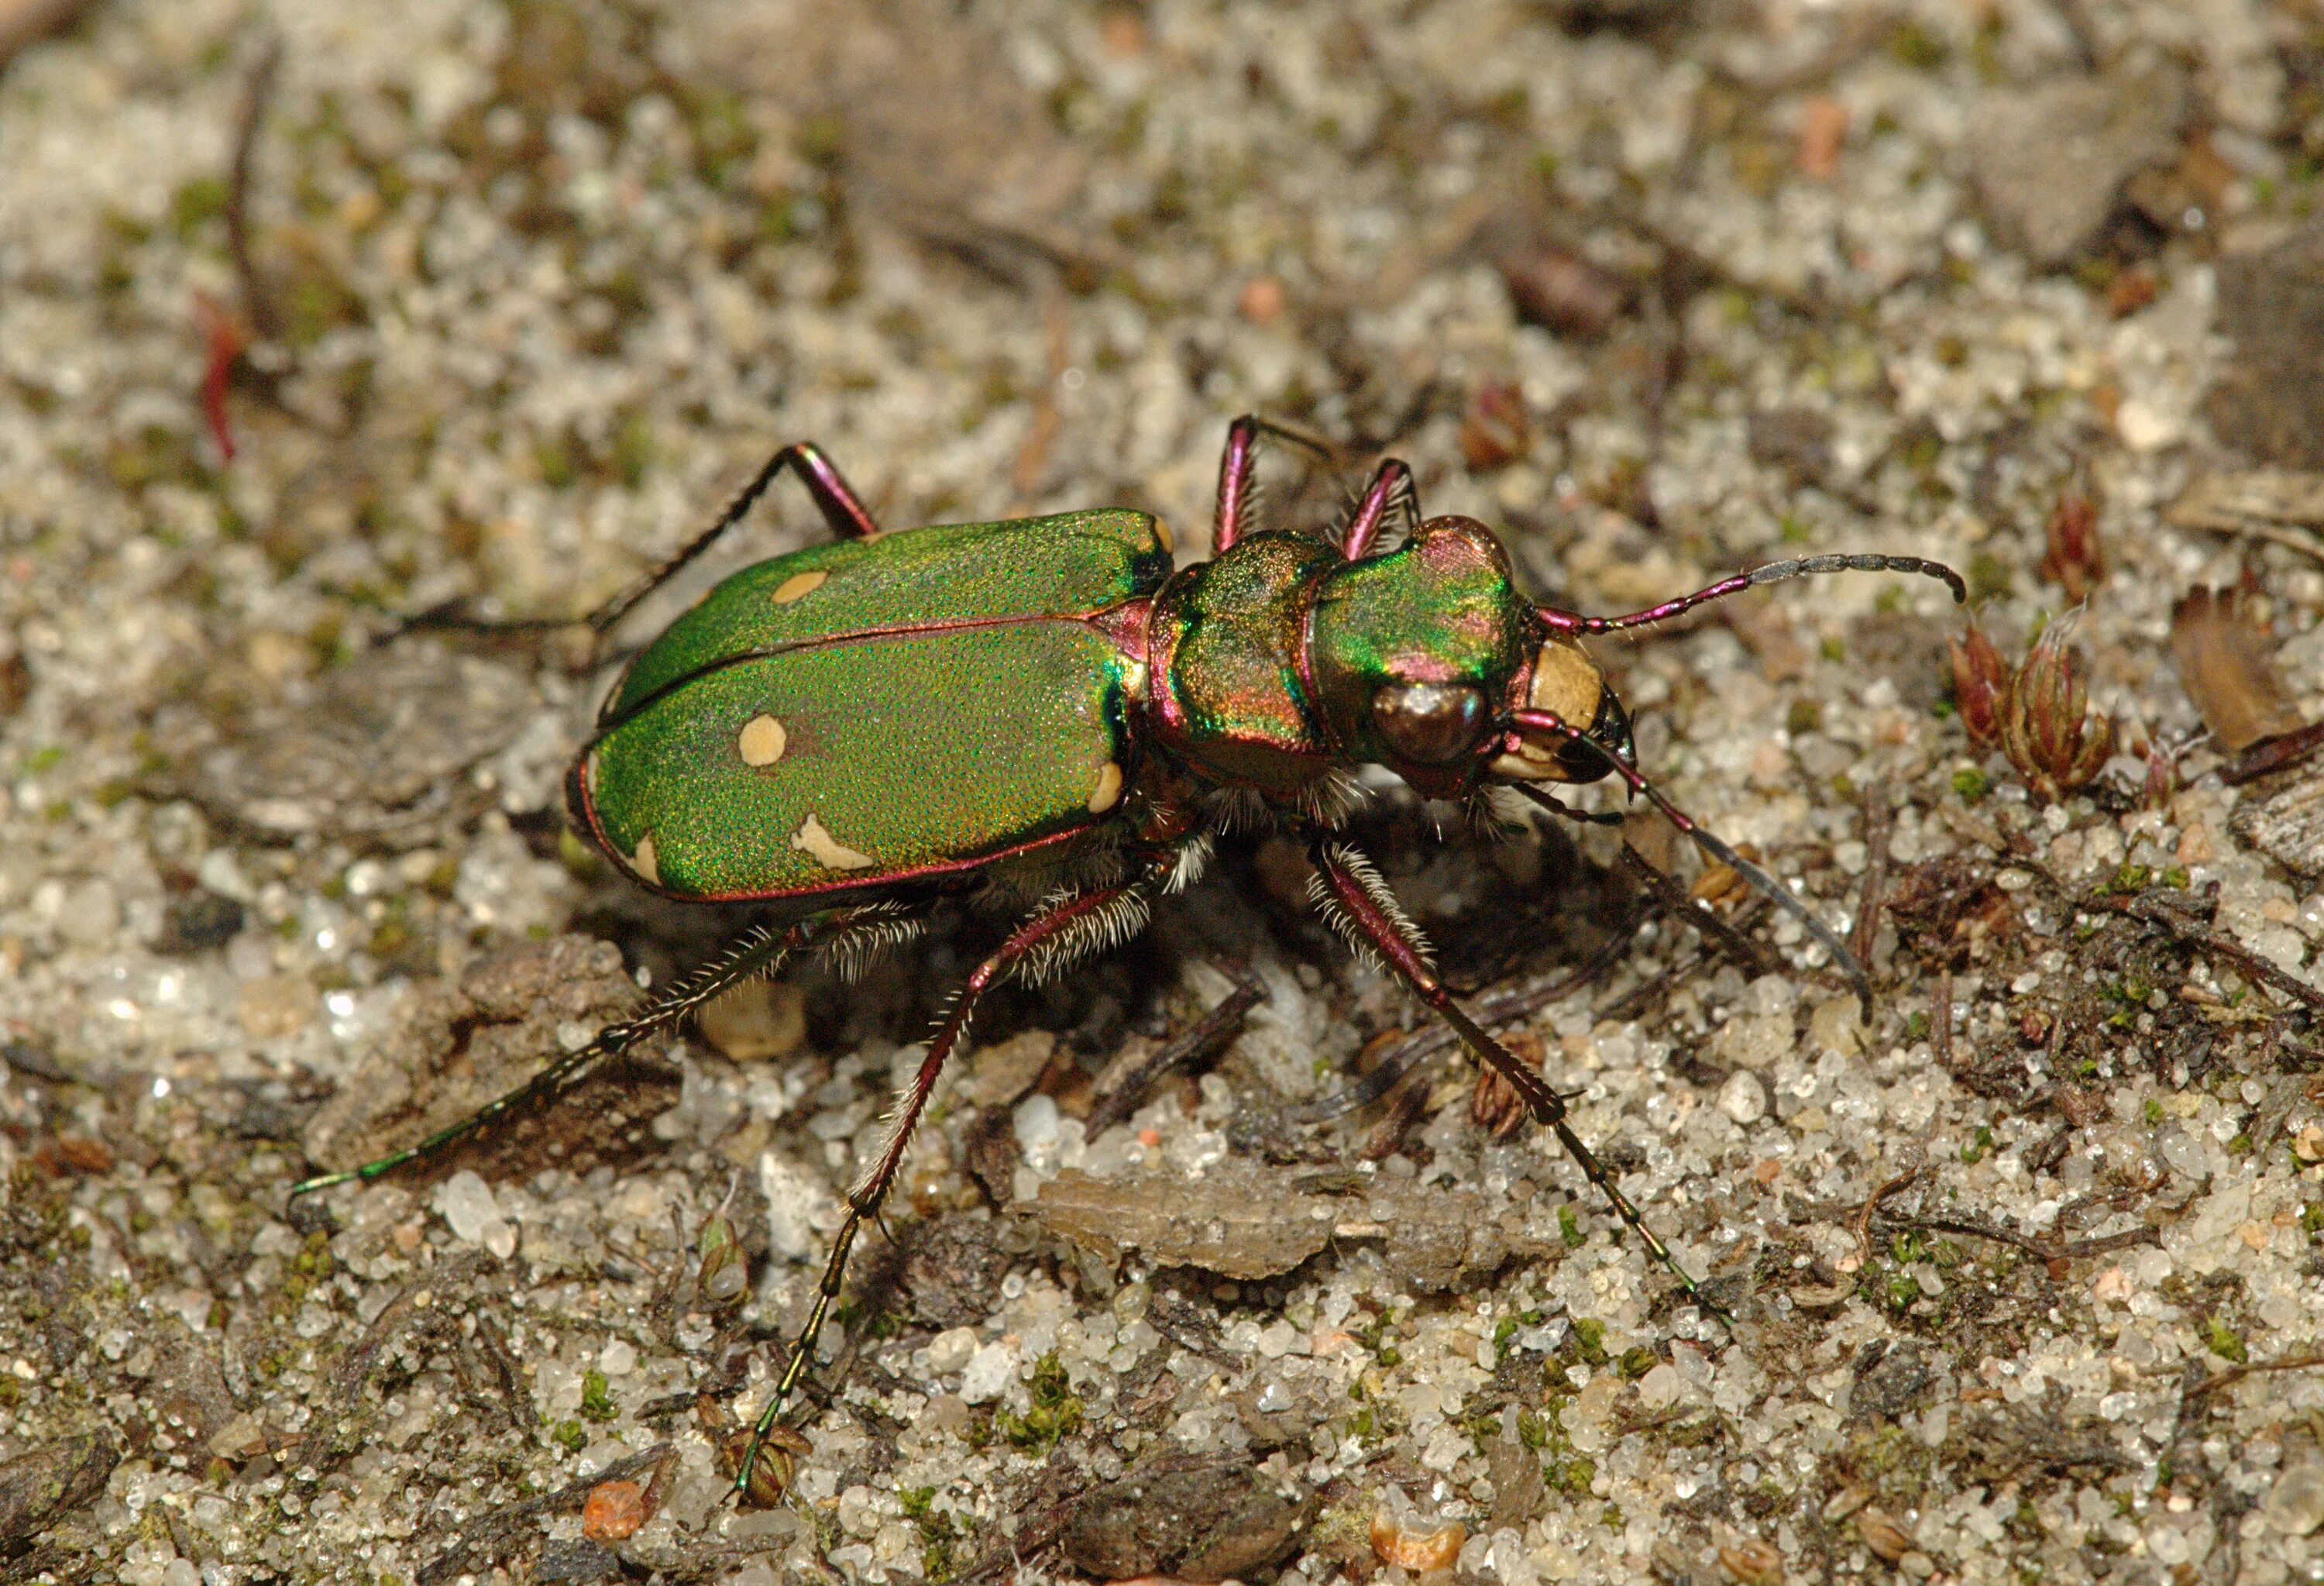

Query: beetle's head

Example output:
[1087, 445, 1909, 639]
[1310, 515, 1631, 796]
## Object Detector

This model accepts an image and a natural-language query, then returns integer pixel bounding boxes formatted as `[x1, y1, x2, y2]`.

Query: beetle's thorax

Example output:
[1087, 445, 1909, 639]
[1147, 532, 1340, 794]
[1147, 518, 1537, 802]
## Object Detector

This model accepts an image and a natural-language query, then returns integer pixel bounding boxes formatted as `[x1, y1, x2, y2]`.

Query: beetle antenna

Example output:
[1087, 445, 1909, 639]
[1508, 710, 1874, 1016]
[1538, 554, 1965, 635]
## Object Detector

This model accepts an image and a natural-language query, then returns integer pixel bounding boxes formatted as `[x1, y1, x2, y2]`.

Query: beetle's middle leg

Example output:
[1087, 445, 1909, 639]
[1211, 413, 1340, 554]
[735, 856, 1174, 1498]
[1302, 838, 1720, 1315]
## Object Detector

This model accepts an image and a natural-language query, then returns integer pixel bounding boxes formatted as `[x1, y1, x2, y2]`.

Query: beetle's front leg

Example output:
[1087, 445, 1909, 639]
[1303, 839, 1720, 1314]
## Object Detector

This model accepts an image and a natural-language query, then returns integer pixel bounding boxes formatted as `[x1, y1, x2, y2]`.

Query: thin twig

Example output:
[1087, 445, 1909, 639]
[1850, 786, 1893, 972]
[1085, 961, 1264, 1134]
[1935, 968, 1954, 1072]
[2185, 517, 2324, 569]
[2185, 1350, 2324, 1400]
[1853, 1167, 1920, 1269]
[2095, 893, 2324, 1013]
[227, 36, 284, 341]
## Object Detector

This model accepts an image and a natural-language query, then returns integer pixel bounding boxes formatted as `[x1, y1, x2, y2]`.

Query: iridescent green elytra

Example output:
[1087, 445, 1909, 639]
[575, 511, 1168, 899]
[293, 422, 1964, 1508]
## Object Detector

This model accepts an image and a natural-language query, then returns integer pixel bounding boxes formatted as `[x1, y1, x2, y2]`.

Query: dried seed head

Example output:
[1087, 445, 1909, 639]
[1471, 1028, 1549, 1141]
[1459, 380, 1531, 471]
[2000, 614, 2116, 803]
[1947, 624, 2009, 752]
[2039, 492, 2104, 603]
[699, 1396, 811, 1509]
[695, 1213, 748, 1306]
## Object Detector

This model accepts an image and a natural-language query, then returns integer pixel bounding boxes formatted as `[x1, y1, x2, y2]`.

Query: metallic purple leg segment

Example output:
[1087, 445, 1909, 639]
[1339, 458, 1415, 561]
[1305, 841, 1717, 1311]
[1210, 413, 1341, 555]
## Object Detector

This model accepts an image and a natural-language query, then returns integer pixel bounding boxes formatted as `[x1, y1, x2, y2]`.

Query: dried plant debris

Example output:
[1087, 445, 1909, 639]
[1032, 1161, 1550, 1291]
[184, 639, 553, 845]
[1951, 618, 2116, 802]
[2207, 229, 2324, 470]
[1966, 64, 2188, 266]
[2232, 763, 2324, 882]
[2038, 490, 2104, 604]
[1061, 1453, 1315, 1584]
[2171, 586, 2311, 755]
[300, 934, 650, 1179]
[2168, 468, 2324, 534]
[0, 1429, 118, 1546]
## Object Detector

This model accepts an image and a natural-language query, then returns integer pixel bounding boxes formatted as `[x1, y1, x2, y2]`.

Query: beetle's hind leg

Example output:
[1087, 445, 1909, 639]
[1302, 839, 1724, 1318]
[584, 441, 880, 636]
[398, 442, 880, 644]
[287, 905, 886, 1199]
[734, 856, 1175, 1501]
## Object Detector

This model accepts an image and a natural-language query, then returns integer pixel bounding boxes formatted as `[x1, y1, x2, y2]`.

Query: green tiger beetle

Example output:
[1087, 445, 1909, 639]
[290, 416, 1963, 1500]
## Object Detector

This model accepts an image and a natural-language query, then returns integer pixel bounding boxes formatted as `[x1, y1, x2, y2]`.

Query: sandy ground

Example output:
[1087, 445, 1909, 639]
[6, 1, 2324, 1582]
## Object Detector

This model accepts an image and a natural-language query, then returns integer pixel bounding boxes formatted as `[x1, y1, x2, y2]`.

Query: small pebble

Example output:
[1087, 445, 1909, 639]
[1371, 1512, 1465, 1571]
[582, 1479, 646, 1542]
[2267, 1454, 2324, 1536]
[959, 1340, 1016, 1405]
[1718, 1070, 1768, 1126]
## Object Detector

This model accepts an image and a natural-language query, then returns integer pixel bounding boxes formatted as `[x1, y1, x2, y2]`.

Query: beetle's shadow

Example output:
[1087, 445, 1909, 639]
[553, 793, 1638, 1137]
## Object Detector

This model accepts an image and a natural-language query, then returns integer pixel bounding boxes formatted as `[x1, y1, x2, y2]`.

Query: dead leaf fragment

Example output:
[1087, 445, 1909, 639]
[1033, 1165, 1336, 1281]
[2170, 587, 2307, 752]
[1031, 1161, 1546, 1289]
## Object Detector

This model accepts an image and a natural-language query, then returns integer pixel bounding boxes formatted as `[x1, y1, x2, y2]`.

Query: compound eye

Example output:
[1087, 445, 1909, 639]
[1372, 682, 1488, 765]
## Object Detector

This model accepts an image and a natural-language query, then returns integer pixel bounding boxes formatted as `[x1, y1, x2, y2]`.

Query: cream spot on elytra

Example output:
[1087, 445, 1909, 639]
[737, 713, 787, 767]
[772, 570, 828, 604]
[789, 813, 875, 871]
[1087, 761, 1124, 814]
[630, 831, 660, 886]
[1152, 518, 1174, 555]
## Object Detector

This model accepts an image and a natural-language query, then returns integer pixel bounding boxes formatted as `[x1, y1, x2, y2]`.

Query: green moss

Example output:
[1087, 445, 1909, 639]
[552, 1418, 586, 1452]
[1618, 1346, 1658, 1381]
[995, 1350, 1082, 1454]
[1961, 1125, 1992, 1165]
[1787, 698, 1822, 735]
[170, 176, 229, 238]
[1566, 1316, 1608, 1368]
[1951, 767, 1989, 803]
[1558, 1206, 1586, 1249]
[2204, 1317, 2247, 1364]
[580, 1368, 616, 1422]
